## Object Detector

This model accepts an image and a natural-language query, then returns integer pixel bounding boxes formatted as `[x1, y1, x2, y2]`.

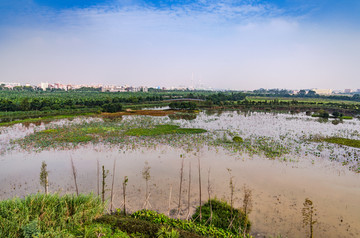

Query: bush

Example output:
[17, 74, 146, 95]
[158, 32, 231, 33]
[192, 199, 251, 235]
[233, 136, 244, 143]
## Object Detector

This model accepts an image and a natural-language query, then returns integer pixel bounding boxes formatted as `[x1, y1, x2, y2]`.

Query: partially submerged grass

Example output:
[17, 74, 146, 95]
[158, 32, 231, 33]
[192, 199, 251, 236]
[0, 113, 96, 127]
[318, 137, 360, 149]
[14, 120, 207, 150]
[125, 125, 207, 136]
[101, 110, 177, 117]
[9, 113, 360, 172]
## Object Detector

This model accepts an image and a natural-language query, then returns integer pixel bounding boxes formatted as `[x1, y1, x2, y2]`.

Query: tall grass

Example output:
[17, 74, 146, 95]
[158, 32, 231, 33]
[0, 193, 104, 237]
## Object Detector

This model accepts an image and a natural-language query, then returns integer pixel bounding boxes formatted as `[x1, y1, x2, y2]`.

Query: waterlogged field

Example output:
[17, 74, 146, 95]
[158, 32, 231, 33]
[0, 111, 360, 237]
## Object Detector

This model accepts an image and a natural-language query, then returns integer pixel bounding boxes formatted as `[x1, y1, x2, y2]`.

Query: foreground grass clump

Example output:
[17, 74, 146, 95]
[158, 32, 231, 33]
[97, 213, 204, 238]
[192, 199, 251, 236]
[321, 137, 360, 148]
[125, 125, 207, 136]
[131, 209, 250, 238]
[0, 193, 104, 237]
[0, 193, 252, 238]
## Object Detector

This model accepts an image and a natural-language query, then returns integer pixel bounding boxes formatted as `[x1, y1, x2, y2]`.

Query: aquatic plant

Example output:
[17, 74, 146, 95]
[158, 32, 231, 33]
[302, 198, 317, 238]
[191, 199, 251, 236]
[39, 161, 49, 195]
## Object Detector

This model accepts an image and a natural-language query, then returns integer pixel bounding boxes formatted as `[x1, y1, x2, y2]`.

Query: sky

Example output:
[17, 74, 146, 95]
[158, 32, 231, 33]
[0, 0, 359, 90]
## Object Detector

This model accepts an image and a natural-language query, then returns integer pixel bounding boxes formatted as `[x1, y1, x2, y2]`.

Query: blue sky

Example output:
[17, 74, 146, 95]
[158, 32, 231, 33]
[0, 0, 359, 89]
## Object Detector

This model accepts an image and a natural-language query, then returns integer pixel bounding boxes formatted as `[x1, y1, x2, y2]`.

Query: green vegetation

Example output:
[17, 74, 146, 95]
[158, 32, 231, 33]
[168, 113, 198, 120]
[192, 199, 251, 236]
[0, 108, 98, 125]
[0, 194, 252, 238]
[125, 125, 207, 136]
[311, 110, 353, 119]
[169, 102, 198, 110]
[319, 137, 360, 149]
[0, 193, 104, 237]
[232, 136, 244, 143]
[14, 121, 207, 150]
[1, 90, 359, 125]
[132, 209, 250, 238]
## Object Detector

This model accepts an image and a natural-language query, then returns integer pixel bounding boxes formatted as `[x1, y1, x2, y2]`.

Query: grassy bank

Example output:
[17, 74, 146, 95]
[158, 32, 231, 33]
[0, 194, 252, 238]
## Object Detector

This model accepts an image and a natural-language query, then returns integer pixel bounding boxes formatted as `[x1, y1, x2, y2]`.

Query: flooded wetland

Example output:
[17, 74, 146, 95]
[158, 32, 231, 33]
[1, 111, 359, 237]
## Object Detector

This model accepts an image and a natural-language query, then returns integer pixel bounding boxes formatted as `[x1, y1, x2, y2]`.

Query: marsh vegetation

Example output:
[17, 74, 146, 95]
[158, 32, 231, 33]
[0, 107, 360, 237]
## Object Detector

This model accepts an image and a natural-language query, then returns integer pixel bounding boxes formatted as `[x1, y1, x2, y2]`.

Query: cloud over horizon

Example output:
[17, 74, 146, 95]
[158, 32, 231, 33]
[0, 0, 359, 90]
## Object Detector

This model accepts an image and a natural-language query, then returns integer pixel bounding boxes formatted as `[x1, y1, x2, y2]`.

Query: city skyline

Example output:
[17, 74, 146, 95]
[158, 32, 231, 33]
[1, 80, 359, 94]
[1, 1, 359, 90]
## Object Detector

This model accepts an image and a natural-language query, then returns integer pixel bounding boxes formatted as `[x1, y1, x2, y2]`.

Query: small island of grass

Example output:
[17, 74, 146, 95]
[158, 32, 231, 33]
[125, 125, 207, 136]
[321, 137, 360, 148]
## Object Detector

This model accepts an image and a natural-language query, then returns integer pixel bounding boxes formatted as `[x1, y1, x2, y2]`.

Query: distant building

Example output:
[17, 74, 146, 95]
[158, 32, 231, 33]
[140, 86, 148, 92]
[0, 82, 21, 89]
[40, 82, 49, 91]
[344, 89, 352, 93]
[312, 89, 332, 95]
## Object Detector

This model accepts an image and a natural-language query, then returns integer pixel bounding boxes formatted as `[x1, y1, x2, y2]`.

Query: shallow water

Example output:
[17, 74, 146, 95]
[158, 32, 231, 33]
[0, 111, 360, 237]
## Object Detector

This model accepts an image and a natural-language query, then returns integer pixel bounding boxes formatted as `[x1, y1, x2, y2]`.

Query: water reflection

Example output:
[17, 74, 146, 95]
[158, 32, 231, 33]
[0, 146, 359, 238]
[168, 113, 197, 121]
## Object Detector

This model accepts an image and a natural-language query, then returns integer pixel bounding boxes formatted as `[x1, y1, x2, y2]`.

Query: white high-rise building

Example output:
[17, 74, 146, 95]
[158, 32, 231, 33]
[40, 82, 49, 91]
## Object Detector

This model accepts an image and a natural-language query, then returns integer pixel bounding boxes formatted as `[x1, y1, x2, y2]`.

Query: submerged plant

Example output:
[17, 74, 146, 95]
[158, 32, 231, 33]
[39, 161, 49, 195]
[302, 198, 317, 238]
[142, 161, 151, 209]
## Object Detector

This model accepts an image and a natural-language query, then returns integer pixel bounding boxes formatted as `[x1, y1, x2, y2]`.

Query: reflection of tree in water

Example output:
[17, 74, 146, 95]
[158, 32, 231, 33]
[168, 113, 197, 121]
[204, 110, 224, 116]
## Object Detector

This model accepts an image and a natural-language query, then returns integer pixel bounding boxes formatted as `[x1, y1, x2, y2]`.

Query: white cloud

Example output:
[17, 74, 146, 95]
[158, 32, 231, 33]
[0, 1, 359, 89]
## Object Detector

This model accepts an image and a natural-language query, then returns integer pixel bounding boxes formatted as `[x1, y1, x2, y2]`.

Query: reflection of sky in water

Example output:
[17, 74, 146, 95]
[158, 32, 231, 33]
[180, 111, 360, 140]
[0, 144, 359, 238]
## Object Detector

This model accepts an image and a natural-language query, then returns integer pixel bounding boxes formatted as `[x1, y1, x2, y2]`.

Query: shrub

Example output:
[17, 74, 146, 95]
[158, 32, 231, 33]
[192, 199, 251, 235]
[232, 136, 244, 143]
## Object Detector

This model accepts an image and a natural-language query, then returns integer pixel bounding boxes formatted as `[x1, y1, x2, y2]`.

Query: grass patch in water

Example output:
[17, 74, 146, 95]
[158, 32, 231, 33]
[0, 113, 96, 127]
[125, 125, 207, 136]
[320, 137, 360, 148]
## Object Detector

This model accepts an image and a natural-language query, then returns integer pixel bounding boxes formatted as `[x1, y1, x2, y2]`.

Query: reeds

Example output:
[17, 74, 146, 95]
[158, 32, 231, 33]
[142, 161, 151, 209]
[70, 156, 79, 196]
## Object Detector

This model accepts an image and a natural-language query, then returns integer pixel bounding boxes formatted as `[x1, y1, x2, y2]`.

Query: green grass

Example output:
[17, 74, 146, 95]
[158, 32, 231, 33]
[132, 209, 250, 238]
[0, 113, 96, 127]
[248, 96, 360, 105]
[0, 193, 104, 237]
[124, 125, 207, 136]
[340, 116, 353, 119]
[192, 199, 250, 236]
[15, 121, 207, 150]
[0, 194, 252, 238]
[321, 137, 360, 148]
